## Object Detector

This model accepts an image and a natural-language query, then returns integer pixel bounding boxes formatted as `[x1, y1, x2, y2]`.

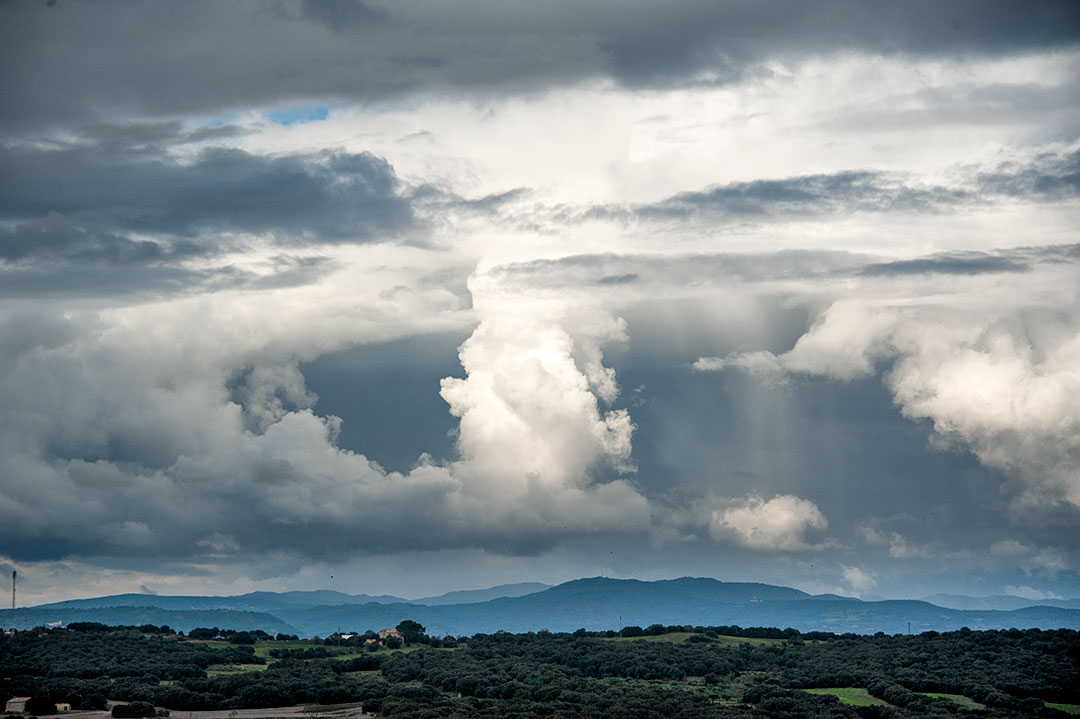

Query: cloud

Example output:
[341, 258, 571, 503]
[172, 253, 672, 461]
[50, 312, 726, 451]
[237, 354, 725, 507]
[550, 148, 1080, 229]
[989, 541, 1070, 575]
[694, 260, 1080, 512]
[439, 280, 637, 488]
[842, 565, 877, 594]
[626, 171, 971, 221]
[861, 527, 930, 559]
[0, 268, 651, 565]
[2, 2, 1077, 131]
[0, 141, 416, 251]
[710, 494, 828, 551]
[977, 147, 1080, 200]
[990, 539, 1030, 557]
[1002, 584, 1063, 601]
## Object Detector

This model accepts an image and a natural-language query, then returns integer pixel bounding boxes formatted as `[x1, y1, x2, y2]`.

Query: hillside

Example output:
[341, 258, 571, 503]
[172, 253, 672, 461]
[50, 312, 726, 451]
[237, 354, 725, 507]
[23, 577, 1080, 637]
[13, 606, 300, 635]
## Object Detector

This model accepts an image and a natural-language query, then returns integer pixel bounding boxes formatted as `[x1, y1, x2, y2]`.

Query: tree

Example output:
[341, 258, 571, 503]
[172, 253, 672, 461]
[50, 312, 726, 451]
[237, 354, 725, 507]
[25, 697, 57, 716]
[111, 702, 156, 718]
[187, 628, 218, 640]
[395, 620, 426, 644]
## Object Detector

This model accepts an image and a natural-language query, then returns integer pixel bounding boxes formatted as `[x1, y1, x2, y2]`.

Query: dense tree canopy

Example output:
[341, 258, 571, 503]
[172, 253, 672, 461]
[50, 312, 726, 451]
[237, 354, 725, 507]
[1, 624, 1076, 718]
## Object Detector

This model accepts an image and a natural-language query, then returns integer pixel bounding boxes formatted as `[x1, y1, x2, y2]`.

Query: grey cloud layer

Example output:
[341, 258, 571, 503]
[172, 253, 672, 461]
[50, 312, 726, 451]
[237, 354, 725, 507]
[2, 1, 1077, 129]
[0, 126, 425, 298]
[1, 140, 414, 255]
[481, 244, 1080, 290]
[567, 149, 1080, 225]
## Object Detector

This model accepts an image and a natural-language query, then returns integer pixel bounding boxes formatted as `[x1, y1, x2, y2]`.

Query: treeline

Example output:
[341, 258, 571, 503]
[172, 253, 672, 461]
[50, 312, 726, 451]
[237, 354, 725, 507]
[1, 624, 1077, 718]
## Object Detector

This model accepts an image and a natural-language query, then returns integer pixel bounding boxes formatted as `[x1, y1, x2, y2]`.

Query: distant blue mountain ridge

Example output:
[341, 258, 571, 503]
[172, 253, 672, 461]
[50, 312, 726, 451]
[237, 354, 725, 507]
[19, 577, 1080, 638]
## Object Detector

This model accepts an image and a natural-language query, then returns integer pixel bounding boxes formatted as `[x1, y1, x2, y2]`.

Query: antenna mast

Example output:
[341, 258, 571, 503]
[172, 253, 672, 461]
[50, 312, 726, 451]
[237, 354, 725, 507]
[11, 570, 15, 630]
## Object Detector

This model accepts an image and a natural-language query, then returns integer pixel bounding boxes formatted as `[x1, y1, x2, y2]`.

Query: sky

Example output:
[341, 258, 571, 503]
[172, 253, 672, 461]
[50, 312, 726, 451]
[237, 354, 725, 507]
[1, 0, 1079, 607]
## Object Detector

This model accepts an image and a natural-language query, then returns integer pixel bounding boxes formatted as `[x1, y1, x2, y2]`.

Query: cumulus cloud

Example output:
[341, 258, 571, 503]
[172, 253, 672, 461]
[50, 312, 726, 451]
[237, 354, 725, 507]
[0, 264, 651, 565]
[695, 262, 1080, 512]
[440, 294, 635, 489]
[843, 565, 878, 594]
[710, 494, 829, 551]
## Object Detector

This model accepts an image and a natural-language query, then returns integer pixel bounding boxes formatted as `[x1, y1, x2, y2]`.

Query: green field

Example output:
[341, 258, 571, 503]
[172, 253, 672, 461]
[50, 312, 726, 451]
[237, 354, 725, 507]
[805, 688, 891, 707]
[921, 692, 985, 709]
[608, 632, 782, 646]
[1047, 704, 1080, 715]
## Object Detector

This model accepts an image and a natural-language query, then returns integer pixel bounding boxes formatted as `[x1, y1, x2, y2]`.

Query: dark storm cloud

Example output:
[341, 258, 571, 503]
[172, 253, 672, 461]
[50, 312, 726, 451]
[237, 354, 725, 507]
[0, 123, 416, 296]
[0, 139, 414, 245]
[1, 1, 1077, 131]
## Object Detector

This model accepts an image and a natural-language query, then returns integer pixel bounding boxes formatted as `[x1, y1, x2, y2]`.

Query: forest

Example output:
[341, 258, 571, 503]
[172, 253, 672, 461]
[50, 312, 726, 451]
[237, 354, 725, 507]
[1, 622, 1077, 718]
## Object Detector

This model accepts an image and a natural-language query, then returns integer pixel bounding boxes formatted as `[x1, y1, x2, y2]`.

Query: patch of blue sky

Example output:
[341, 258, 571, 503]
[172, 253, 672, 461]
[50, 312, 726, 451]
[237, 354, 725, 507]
[188, 110, 244, 129]
[268, 104, 331, 126]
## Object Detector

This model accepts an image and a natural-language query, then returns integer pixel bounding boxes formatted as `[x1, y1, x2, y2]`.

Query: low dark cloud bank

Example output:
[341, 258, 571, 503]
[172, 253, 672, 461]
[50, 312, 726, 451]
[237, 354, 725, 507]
[0, 141, 413, 249]
[1, 1, 1077, 131]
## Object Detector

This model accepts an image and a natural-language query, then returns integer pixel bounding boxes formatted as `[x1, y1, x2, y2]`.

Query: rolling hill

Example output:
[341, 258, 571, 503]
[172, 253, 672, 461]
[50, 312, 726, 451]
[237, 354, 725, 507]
[21, 577, 1080, 637]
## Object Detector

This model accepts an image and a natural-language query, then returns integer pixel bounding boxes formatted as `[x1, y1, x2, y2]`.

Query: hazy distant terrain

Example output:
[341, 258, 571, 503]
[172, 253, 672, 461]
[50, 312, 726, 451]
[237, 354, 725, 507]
[21, 577, 1080, 637]
[920, 593, 1080, 611]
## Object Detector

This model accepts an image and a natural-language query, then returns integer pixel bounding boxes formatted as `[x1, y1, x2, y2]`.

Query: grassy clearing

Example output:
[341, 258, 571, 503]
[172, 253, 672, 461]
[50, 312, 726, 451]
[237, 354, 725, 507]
[608, 632, 696, 643]
[206, 663, 267, 676]
[920, 692, 985, 709]
[711, 635, 783, 647]
[606, 632, 782, 647]
[1047, 704, 1080, 715]
[805, 688, 890, 707]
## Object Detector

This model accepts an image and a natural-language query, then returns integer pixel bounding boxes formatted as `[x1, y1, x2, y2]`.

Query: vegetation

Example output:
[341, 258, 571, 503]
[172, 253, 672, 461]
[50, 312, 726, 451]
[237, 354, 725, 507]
[920, 692, 986, 709]
[1, 624, 1076, 717]
[805, 687, 890, 706]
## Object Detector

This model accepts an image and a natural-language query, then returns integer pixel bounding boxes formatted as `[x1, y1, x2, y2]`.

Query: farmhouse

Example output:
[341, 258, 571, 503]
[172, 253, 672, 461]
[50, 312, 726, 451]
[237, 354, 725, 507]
[6, 697, 30, 713]
[378, 628, 404, 643]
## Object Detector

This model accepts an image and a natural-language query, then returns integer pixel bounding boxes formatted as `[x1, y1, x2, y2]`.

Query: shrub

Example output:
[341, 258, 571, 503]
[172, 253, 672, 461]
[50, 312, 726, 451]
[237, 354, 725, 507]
[111, 701, 157, 718]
